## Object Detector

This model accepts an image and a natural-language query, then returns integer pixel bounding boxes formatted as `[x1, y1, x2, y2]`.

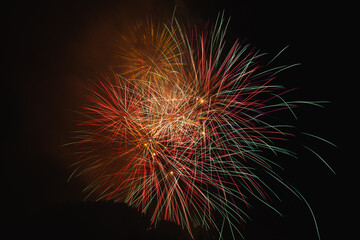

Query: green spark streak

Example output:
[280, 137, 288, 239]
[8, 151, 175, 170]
[303, 145, 336, 174]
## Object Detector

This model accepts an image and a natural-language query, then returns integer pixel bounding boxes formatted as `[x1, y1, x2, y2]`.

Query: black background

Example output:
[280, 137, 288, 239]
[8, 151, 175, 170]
[5, 1, 349, 239]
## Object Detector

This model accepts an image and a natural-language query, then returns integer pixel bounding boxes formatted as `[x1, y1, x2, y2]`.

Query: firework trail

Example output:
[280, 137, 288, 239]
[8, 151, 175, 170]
[69, 13, 334, 239]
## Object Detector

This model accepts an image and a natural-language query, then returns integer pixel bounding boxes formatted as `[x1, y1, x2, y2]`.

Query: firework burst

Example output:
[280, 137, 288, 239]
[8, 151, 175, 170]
[69, 13, 333, 239]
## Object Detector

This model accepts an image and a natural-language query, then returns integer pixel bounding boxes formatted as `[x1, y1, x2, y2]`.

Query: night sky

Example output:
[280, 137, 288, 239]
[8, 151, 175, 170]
[5, 1, 347, 239]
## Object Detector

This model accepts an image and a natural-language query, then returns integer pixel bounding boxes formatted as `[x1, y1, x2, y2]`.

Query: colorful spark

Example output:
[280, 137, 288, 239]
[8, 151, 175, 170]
[68, 13, 334, 239]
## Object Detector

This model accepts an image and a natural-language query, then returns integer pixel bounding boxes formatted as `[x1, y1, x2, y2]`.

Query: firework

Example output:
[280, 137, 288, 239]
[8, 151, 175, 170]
[69, 13, 333, 239]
